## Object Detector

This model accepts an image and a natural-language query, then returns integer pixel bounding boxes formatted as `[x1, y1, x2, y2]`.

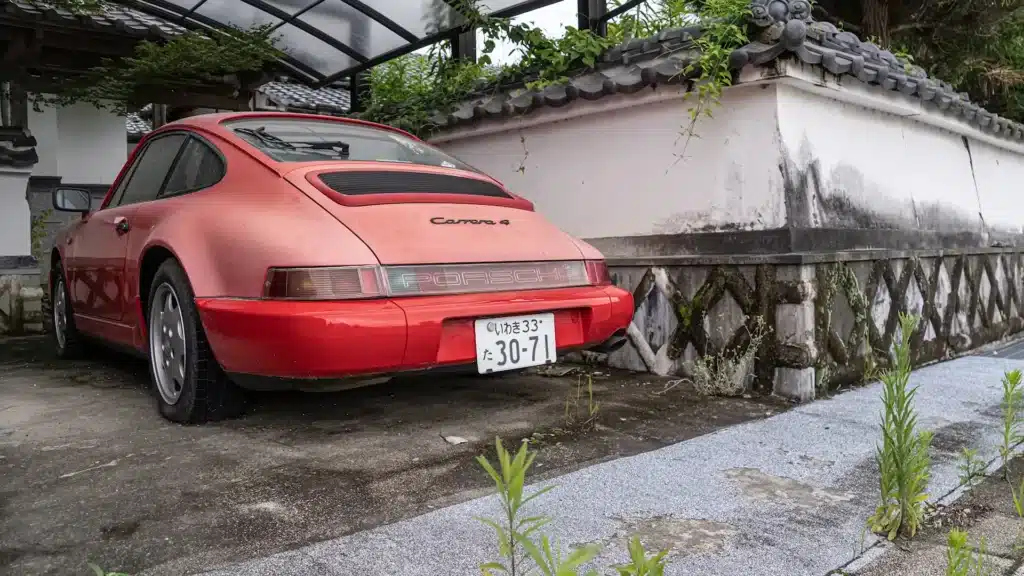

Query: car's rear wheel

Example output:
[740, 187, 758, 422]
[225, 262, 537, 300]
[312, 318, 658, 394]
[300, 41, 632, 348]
[51, 262, 86, 359]
[147, 259, 244, 424]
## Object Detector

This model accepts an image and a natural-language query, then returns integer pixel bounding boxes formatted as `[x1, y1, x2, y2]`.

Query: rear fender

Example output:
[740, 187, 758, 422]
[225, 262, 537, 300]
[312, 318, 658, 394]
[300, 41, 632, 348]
[129, 178, 380, 303]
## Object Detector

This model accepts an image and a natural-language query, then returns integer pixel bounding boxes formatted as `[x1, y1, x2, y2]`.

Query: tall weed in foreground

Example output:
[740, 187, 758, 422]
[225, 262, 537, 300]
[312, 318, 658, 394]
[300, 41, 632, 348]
[945, 529, 991, 576]
[89, 564, 129, 576]
[999, 369, 1024, 480]
[958, 448, 987, 488]
[867, 313, 934, 541]
[477, 438, 668, 575]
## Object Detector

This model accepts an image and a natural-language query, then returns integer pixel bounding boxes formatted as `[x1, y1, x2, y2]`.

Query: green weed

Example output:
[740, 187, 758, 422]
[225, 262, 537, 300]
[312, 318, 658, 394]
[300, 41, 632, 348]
[613, 536, 668, 576]
[565, 374, 600, 431]
[958, 448, 988, 488]
[477, 438, 668, 575]
[89, 563, 130, 576]
[867, 313, 933, 541]
[999, 369, 1023, 480]
[945, 529, 991, 576]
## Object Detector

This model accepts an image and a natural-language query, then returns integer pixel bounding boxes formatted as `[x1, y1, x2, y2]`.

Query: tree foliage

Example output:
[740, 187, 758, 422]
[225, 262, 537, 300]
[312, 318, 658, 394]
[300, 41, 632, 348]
[816, 0, 1024, 122]
[359, 0, 616, 137]
[28, 1, 281, 113]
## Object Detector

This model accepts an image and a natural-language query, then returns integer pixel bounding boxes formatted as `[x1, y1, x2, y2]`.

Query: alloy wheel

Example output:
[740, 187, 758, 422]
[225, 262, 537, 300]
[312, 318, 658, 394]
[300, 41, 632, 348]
[53, 278, 67, 349]
[150, 282, 187, 405]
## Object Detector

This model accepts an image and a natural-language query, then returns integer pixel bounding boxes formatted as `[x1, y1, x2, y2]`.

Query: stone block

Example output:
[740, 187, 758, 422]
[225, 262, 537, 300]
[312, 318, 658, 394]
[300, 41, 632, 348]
[773, 366, 814, 402]
[776, 302, 815, 347]
[0, 267, 43, 335]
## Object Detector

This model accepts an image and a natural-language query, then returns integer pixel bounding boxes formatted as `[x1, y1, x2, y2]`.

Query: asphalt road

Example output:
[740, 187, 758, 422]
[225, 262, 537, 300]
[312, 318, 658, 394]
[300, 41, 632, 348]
[196, 354, 1024, 576]
[0, 335, 783, 576]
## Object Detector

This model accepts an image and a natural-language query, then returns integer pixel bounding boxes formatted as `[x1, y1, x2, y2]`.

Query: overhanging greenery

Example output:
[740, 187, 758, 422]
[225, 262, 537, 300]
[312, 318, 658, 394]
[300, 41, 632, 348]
[815, 0, 1024, 123]
[23, 1, 282, 113]
[359, 0, 751, 139]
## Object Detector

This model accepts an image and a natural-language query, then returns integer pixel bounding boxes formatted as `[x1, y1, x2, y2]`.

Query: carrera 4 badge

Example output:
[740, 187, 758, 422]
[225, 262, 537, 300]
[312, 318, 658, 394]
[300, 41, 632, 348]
[430, 217, 510, 225]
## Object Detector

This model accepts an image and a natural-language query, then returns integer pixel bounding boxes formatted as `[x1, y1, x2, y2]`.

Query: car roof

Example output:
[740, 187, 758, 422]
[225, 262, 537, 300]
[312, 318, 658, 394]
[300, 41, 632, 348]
[161, 111, 418, 141]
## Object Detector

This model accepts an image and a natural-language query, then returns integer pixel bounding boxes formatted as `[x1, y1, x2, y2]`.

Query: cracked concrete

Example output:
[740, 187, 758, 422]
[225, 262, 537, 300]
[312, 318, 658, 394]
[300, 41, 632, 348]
[0, 335, 782, 576]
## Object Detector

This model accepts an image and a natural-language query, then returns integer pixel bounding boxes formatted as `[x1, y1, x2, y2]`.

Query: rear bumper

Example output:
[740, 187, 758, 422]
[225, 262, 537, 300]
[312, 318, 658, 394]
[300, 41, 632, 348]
[195, 285, 634, 380]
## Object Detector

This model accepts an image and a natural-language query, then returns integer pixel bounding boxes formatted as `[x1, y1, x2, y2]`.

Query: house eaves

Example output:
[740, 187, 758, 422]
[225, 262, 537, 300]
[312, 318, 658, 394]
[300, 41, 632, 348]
[1, 0, 184, 39]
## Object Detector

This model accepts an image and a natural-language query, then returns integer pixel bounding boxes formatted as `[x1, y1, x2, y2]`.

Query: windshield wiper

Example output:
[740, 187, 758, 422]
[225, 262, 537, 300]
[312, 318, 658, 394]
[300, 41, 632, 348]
[294, 140, 350, 157]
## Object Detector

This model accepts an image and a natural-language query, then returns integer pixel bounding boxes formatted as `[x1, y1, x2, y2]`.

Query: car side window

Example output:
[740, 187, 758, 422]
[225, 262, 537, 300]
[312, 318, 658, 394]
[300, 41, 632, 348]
[161, 137, 225, 197]
[110, 133, 187, 208]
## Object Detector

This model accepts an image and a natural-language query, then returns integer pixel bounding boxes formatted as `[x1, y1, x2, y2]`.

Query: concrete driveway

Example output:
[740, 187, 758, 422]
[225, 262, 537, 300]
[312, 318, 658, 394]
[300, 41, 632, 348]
[0, 335, 785, 575]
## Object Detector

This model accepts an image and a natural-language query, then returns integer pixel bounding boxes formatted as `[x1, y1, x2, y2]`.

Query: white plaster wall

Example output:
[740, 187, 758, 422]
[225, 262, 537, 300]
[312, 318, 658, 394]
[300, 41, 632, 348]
[28, 99, 127, 185]
[432, 83, 787, 239]
[0, 170, 33, 257]
[774, 67, 1024, 237]
[964, 139, 1024, 235]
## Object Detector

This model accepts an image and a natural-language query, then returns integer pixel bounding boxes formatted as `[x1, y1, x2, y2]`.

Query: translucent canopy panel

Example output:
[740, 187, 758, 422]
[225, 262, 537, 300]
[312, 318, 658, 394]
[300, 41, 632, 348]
[130, 0, 562, 86]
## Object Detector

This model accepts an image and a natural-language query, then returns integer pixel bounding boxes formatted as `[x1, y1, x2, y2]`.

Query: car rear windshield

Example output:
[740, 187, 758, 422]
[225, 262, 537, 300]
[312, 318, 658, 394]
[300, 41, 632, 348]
[224, 118, 477, 171]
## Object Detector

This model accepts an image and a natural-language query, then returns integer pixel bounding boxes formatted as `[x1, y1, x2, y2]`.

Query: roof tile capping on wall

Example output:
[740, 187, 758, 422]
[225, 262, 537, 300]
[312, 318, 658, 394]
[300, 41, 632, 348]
[429, 0, 1024, 143]
[0, 126, 38, 169]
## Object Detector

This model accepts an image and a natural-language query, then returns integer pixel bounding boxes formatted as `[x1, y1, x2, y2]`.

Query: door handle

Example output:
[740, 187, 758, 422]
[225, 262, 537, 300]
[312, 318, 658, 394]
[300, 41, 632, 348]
[114, 217, 130, 235]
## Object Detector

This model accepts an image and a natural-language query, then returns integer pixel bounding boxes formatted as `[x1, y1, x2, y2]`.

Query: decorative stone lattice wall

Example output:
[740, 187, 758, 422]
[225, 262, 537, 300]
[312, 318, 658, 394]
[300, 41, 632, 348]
[607, 248, 1024, 400]
[0, 267, 43, 335]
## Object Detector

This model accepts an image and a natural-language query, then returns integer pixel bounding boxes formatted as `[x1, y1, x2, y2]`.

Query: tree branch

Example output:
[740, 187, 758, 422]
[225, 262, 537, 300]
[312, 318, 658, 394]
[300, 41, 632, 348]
[812, 5, 862, 33]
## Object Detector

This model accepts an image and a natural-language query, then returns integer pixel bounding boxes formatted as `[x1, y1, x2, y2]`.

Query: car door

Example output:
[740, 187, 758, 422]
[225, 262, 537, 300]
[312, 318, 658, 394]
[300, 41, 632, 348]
[68, 132, 187, 334]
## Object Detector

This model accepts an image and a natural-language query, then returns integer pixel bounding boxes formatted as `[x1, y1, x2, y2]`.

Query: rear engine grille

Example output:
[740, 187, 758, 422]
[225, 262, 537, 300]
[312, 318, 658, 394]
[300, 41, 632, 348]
[317, 171, 511, 198]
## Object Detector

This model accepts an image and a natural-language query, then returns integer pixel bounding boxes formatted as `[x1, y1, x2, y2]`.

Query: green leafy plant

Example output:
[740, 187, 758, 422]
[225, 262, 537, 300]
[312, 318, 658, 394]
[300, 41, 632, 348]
[674, 0, 751, 163]
[606, 0, 691, 42]
[565, 374, 600, 431]
[1010, 473, 1024, 554]
[476, 438, 669, 575]
[1000, 369, 1024, 479]
[89, 563, 130, 576]
[30, 208, 51, 262]
[361, 0, 613, 136]
[37, 25, 281, 113]
[613, 536, 669, 576]
[945, 529, 991, 576]
[958, 447, 988, 488]
[690, 316, 767, 397]
[867, 313, 933, 541]
[477, 438, 557, 575]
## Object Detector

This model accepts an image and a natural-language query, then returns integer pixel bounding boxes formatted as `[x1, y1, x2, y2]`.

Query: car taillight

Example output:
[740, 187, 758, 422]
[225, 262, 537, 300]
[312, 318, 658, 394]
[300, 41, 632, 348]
[585, 260, 611, 286]
[264, 266, 385, 300]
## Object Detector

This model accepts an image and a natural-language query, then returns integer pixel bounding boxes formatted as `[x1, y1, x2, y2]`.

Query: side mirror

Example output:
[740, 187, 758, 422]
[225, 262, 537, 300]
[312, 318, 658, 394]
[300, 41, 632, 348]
[53, 187, 92, 213]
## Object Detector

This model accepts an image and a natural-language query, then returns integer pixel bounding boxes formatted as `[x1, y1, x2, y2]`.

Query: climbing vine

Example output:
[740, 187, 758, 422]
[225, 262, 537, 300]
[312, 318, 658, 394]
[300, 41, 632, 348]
[674, 0, 752, 162]
[32, 22, 281, 113]
[359, 0, 616, 136]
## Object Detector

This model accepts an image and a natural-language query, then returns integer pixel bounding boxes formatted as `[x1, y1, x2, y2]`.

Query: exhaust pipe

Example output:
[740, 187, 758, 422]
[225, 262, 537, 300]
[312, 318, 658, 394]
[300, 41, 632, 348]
[590, 329, 628, 354]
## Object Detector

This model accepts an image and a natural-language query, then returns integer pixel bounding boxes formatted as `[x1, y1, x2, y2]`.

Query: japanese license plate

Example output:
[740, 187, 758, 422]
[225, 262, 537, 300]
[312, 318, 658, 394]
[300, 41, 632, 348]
[474, 313, 557, 373]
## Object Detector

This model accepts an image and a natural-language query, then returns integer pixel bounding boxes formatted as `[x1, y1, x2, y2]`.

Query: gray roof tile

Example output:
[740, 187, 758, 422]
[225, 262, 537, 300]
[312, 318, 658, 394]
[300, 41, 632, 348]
[258, 81, 351, 114]
[126, 112, 151, 138]
[431, 0, 1024, 144]
[122, 83, 350, 136]
[2, 0, 184, 38]
[0, 126, 38, 169]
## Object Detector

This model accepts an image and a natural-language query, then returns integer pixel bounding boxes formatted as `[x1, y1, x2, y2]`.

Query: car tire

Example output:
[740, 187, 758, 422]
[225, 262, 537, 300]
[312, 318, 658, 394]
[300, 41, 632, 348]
[51, 262, 86, 359]
[147, 259, 244, 424]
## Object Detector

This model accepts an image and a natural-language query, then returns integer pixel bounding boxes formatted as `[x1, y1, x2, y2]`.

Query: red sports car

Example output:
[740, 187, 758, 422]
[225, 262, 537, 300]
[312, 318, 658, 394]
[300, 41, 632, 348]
[49, 112, 633, 424]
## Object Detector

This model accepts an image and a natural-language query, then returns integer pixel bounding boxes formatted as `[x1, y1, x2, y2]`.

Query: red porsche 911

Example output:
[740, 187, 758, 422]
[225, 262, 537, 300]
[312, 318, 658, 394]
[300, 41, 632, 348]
[49, 112, 633, 424]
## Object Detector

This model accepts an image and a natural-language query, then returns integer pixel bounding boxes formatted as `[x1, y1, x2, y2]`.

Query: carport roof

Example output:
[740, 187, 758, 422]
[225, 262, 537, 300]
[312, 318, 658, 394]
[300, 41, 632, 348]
[122, 0, 562, 88]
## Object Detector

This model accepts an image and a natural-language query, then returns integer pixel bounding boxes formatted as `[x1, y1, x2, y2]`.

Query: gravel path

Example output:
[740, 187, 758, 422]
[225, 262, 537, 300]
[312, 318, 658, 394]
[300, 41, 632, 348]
[193, 355, 1024, 576]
